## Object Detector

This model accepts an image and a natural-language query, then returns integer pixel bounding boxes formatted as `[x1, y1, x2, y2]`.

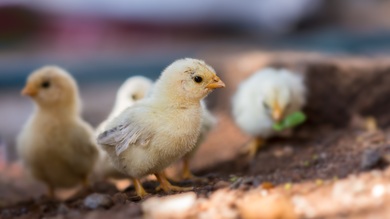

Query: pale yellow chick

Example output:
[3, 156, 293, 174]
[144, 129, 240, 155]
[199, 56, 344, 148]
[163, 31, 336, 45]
[97, 58, 225, 197]
[232, 68, 306, 158]
[17, 66, 99, 198]
[96, 75, 216, 181]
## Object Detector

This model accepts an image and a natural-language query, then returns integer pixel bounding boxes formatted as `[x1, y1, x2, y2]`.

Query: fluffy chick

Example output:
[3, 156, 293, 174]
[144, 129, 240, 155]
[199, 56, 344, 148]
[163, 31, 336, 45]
[232, 68, 306, 158]
[95, 76, 153, 180]
[97, 58, 225, 197]
[97, 76, 216, 181]
[17, 66, 99, 198]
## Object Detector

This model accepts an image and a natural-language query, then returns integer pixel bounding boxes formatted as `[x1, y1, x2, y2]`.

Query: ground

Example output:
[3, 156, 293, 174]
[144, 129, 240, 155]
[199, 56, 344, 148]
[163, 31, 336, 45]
[1, 52, 390, 219]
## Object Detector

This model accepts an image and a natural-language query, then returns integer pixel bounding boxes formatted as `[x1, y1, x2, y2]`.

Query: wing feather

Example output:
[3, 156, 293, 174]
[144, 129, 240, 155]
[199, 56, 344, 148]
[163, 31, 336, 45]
[97, 120, 152, 155]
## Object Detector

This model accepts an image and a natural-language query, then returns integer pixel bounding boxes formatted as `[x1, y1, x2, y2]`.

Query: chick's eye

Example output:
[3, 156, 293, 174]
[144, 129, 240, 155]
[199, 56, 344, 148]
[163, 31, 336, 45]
[263, 102, 270, 109]
[193, 76, 203, 83]
[41, 81, 50, 88]
[131, 94, 138, 100]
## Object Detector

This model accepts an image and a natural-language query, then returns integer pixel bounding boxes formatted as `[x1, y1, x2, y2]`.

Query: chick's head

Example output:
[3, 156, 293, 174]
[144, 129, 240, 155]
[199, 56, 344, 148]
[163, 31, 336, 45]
[117, 76, 153, 104]
[258, 69, 306, 122]
[154, 58, 225, 103]
[21, 66, 80, 110]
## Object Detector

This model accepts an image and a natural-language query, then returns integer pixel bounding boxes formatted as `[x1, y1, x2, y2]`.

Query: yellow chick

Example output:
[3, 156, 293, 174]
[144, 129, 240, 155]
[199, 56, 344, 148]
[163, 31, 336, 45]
[95, 76, 153, 180]
[97, 58, 225, 197]
[17, 66, 99, 198]
[96, 75, 216, 181]
[232, 68, 306, 158]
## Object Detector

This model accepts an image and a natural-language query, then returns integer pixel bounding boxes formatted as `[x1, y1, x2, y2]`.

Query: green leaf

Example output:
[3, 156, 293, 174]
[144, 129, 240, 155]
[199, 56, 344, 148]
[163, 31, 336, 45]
[272, 111, 306, 131]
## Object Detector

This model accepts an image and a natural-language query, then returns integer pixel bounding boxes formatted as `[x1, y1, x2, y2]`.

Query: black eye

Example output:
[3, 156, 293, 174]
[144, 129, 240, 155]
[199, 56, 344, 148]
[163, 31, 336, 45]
[131, 94, 140, 101]
[193, 76, 203, 83]
[41, 81, 50, 88]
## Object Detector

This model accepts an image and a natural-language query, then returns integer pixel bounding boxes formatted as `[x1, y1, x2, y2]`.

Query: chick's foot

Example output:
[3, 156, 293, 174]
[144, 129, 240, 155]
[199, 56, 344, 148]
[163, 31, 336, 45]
[241, 137, 264, 159]
[132, 178, 149, 198]
[155, 172, 193, 193]
[181, 159, 208, 182]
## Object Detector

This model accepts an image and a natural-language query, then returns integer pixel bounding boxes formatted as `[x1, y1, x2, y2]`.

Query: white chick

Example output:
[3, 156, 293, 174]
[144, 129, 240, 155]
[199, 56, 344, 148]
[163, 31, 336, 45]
[97, 58, 225, 197]
[17, 66, 99, 198]
[232, 68, 306, 158]
[95, 76, 153, 180]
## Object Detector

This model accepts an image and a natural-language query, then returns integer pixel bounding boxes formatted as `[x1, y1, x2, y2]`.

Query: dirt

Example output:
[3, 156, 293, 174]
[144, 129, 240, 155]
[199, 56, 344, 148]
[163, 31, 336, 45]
[2, 51, 390, 218]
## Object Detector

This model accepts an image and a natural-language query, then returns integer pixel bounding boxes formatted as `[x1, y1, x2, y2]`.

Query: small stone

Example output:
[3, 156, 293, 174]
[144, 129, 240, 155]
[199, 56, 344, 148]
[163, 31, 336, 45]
[315, 179, 323, 186]
[57, 203, 69, 214]
[284, 183, 292, 190]
[360, 149, 387, 170]
[261, 182, 275, 190]
[112, 192, 127, 204]
[83, 193, 113, 209]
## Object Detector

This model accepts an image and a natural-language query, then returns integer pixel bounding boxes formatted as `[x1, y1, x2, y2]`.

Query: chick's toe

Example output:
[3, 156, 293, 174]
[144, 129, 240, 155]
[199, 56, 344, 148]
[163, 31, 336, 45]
[155, 172, 193, 193]
[132, 178, 149, 198]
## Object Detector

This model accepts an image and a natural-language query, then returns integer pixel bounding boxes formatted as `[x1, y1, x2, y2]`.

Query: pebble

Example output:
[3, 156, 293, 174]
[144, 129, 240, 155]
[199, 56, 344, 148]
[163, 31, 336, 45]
[112, 192, 127, 204]
[360, 149, 385, 170]
[57, 203, 69, 214]
[83, 193, 113, 209]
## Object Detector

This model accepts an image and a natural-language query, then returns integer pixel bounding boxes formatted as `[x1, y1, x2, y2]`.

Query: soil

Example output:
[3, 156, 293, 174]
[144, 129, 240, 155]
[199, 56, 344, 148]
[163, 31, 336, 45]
[2, 51, 390, 219]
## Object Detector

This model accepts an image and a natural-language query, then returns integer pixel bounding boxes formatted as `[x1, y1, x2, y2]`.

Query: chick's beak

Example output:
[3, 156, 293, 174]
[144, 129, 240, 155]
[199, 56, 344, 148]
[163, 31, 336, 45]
[206, 76, 225, 89]
[21, 85, 38, 97]
[272, 103, 283, 122]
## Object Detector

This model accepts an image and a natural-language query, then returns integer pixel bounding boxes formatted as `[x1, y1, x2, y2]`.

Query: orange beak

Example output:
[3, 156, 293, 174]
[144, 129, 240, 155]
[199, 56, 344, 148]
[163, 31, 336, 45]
[206, 76, 225, 89]
[21, 85, 38, 97]
[272, 102, 283, 122]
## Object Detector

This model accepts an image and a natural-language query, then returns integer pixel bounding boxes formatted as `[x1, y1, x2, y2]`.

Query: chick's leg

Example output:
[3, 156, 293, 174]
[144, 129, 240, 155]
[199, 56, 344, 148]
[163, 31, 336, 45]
[132, 178, 148, 198]
[155, 172, 193, 193]
[246, 137, 264, 159]
[182, 157, 194, 180]
[181, 158, 207, 182]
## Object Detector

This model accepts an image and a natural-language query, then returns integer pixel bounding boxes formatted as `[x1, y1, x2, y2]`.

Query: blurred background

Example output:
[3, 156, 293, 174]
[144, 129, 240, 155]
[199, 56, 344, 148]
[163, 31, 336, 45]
[2, 0, 390, 163]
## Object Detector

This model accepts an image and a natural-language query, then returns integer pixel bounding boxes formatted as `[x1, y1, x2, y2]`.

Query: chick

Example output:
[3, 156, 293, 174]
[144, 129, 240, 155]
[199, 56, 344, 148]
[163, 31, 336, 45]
[17, 66, 99, 198]
[97, 76, 215, 181]
[95, 76, 153, 180]
[232, 68, 306, 158]
[97, 58, 225, 197]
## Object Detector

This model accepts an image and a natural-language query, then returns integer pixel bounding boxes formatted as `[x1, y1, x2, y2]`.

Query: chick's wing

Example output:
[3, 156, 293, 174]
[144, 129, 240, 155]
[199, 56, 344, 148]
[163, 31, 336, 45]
[97, 118, 153, 156]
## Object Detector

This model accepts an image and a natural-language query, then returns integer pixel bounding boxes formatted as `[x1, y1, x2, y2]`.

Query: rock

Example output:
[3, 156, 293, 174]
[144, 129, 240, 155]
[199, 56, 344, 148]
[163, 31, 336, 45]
[360, 149, 388, 170]
[237, 194, 297, 219]
[142, 192, 197, 219]
[57, 203, 69, 214]
[112, 192, 127, 204]
[83, 193, 113, 209]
